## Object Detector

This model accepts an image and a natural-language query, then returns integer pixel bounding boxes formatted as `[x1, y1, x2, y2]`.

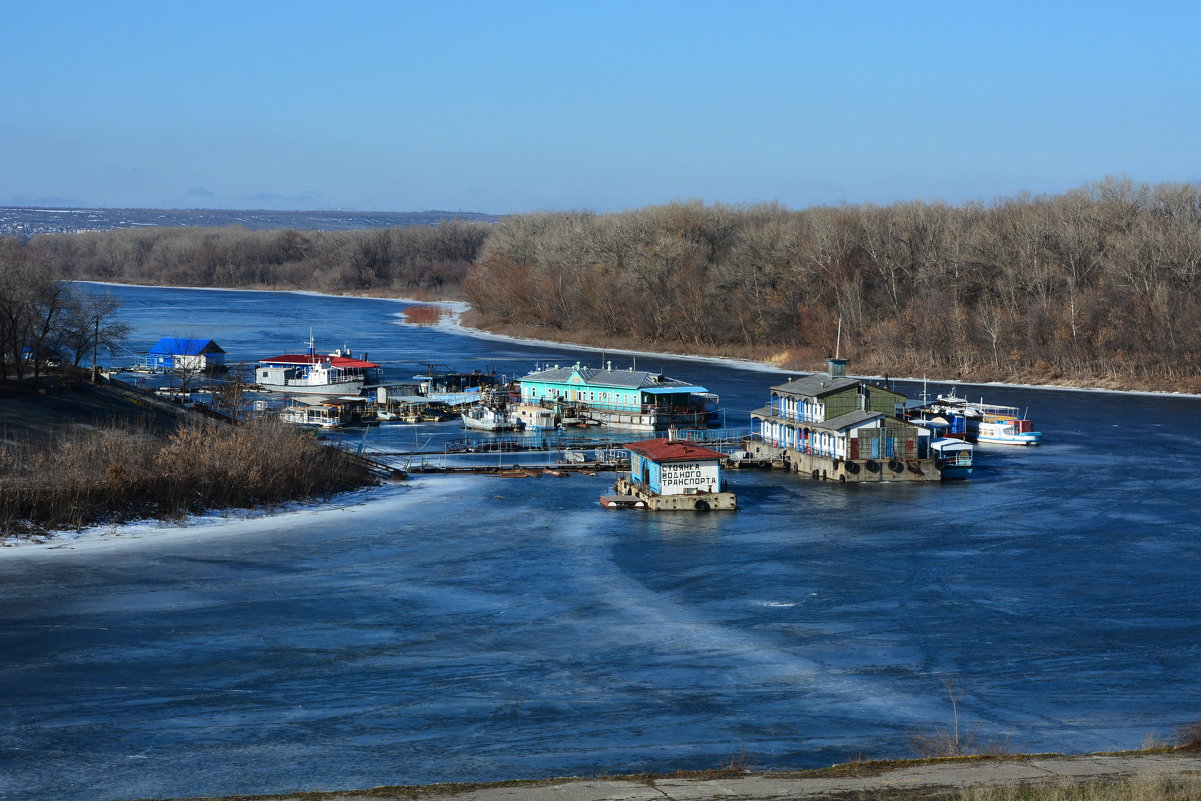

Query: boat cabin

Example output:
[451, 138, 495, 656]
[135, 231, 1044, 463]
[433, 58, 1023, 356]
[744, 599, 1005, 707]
[257, 341, 380, 394]
[278, 396, 367, 429]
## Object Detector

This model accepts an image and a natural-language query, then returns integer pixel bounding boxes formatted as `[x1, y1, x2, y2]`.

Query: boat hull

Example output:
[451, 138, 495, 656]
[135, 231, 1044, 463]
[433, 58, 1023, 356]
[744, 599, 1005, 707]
[461, 411, 522, 431]
[940, 465, 974, 479]
[975, 435, 1040, 446]
[259, 378, 365, 396]
[971, 421, 1041, 445]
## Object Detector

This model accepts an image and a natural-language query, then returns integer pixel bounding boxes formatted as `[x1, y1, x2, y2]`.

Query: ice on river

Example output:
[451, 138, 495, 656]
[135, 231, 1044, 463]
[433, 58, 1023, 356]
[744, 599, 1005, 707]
[2, 284, 1200, 801]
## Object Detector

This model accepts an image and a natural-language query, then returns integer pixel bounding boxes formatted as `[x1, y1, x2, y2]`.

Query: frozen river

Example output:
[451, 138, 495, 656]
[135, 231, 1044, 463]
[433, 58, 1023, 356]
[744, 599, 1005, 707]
[2, 285, 1200, 801]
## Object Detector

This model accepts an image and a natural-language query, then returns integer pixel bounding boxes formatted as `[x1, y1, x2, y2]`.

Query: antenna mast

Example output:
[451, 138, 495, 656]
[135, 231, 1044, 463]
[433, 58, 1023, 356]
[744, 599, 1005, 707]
[835, 318, 842, 359]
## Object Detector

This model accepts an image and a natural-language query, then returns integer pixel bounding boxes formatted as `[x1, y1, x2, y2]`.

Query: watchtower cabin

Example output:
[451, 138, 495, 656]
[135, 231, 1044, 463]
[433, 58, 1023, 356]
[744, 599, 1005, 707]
[146, 337, 226, 374]
[745, 358, 943, 482]
[610, 438, 737, 511]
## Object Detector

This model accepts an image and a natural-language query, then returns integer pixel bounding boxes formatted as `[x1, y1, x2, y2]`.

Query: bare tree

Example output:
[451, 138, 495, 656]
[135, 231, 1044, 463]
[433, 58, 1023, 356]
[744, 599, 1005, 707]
[59, 289, 131, 371]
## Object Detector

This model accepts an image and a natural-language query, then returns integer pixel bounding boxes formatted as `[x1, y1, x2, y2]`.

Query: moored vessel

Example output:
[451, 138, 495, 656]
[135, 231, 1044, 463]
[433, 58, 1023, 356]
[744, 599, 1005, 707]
[461, 405, 524, 431]
[930, 437, 974, 479]
[930, 393, 1041, 446]
[257, 334, 381, 396]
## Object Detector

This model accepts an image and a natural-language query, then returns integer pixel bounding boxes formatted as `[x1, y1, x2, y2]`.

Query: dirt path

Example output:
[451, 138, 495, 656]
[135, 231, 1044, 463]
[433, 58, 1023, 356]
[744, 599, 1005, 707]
[138, 752, 1201, 801]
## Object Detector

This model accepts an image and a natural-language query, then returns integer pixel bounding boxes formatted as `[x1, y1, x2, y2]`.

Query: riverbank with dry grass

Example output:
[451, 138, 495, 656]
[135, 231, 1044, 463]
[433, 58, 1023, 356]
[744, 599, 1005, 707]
[456, 310, 1201, 395]
[123, 748, 1201, 801]
[0, 374, 379, 538]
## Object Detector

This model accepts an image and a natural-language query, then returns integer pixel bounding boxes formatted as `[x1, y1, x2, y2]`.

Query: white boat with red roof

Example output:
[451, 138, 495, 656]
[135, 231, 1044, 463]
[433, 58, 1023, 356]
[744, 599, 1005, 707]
[256, 333, 381, 395]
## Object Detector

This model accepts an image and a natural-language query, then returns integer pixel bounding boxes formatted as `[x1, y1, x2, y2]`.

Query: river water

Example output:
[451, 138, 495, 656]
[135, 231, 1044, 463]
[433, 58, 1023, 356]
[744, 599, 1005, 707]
[2, 284, 1199, 801]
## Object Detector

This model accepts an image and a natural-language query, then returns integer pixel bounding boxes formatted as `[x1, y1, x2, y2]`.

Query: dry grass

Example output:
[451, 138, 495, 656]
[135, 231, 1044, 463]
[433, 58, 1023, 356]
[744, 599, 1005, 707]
[1175, 720, 1201, 750]
[906, 679, 1013, 759]
[401, 304, 444, 325]
[957, 773, 1201, 800]
[0, 418, 376, 535]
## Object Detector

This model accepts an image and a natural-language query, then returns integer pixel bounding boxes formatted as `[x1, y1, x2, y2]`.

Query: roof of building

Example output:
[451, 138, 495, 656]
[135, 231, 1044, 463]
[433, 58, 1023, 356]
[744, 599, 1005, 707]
[770, 374, 861, 397]
[625, 438, 727, 462]
[520, 365, 703, 392]
[809, 409, 884, 433]
[259, 354, 380, 369]
[148, 337, 224, 355]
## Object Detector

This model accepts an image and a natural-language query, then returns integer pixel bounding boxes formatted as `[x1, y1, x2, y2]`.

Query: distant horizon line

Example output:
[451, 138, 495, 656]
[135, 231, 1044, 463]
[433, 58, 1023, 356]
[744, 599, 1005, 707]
[1, 205, 502, 216]
[5, 175, 1200, 219]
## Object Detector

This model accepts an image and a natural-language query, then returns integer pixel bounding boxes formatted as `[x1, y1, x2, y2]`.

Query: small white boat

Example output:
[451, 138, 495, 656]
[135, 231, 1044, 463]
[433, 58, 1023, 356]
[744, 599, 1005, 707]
[511, 403, 561, 430]
[930, 393, 1041, 446]
[931, 437, 973, 479]
[279, 402, 346, 429]
[461, 406, 524, 431]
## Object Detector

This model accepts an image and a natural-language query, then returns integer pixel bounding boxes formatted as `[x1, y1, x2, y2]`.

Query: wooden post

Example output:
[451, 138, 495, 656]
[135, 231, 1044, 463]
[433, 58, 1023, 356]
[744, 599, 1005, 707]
[91, 315, 99, 382]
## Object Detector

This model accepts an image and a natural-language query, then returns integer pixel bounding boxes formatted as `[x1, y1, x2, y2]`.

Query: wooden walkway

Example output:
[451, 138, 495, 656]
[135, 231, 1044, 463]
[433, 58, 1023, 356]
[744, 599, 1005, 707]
[401, 461, 624, 475]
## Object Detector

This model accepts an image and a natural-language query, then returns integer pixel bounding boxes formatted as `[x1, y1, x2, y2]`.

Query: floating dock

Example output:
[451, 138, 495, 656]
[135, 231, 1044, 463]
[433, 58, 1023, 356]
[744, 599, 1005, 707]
[599, 494, 646, 509]
[401, 461, 623, 476]
[611, 475, 737, 511]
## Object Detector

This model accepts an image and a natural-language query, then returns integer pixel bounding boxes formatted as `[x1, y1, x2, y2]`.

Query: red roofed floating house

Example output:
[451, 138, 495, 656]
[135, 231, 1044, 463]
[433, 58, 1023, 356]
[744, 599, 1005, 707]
[607, 437, 737, 511]
[256, 334, 381, 396]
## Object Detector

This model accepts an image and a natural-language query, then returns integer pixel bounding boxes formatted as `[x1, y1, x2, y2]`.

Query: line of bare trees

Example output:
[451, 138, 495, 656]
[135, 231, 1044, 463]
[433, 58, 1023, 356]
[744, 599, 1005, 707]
[30, 221, 491, 298]
[0, 240, 128, 384]
[465, 178, 1201, 390]
[20, 177, 1201, 391]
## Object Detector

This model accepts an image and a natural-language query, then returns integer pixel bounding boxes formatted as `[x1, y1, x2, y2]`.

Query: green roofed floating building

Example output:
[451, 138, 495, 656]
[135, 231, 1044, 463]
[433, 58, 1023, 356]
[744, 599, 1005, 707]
[514, 361, 720, 432]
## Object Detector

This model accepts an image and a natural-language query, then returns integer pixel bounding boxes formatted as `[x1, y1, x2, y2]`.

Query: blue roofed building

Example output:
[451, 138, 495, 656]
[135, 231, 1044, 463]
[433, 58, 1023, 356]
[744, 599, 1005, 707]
[147, 338, 226, 373]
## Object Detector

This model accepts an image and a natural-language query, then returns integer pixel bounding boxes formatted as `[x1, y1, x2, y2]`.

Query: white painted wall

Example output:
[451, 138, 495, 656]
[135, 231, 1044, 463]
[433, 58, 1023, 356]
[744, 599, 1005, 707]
[658, 461, 721, 495]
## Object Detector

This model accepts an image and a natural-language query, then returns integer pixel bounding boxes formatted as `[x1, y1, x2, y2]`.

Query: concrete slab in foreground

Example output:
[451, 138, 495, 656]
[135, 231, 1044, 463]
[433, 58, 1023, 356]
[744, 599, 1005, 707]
[142, 752, 1201, 801]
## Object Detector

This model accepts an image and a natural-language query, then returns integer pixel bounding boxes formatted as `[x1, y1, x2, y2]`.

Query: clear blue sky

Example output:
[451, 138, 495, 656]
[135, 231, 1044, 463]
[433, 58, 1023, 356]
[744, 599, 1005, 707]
[2, 0, 1198, 213]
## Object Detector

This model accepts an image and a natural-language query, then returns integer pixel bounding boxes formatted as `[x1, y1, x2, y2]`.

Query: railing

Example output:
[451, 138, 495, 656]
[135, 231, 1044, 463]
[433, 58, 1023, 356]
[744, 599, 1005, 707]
[521, 397, 711, 417]
[767, 404, 822, 423]
[674, 427, 751, 443]
[432, 427, 747, 455]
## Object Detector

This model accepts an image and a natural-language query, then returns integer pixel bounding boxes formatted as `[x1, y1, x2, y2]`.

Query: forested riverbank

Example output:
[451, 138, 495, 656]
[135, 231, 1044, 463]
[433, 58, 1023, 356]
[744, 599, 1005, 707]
[31, 220, 490, 299]
[26, 177, 1201, 393]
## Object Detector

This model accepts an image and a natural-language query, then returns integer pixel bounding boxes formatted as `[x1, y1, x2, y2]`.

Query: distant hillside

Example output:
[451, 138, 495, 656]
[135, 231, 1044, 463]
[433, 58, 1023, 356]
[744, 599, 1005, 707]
[0, 206, 502, 237]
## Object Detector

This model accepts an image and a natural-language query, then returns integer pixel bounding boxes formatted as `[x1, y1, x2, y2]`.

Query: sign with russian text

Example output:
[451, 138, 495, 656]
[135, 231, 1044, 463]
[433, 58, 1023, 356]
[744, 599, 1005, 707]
[659, 461, 720, 495]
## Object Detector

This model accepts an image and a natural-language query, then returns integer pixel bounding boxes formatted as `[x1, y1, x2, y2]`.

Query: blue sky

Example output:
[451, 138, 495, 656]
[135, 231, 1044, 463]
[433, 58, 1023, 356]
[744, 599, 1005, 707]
[2, 0, 1198, 213]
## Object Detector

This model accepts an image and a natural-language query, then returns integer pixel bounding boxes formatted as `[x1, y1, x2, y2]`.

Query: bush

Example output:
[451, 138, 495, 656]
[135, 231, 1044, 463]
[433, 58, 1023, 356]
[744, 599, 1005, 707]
[0, 418, 376, 535]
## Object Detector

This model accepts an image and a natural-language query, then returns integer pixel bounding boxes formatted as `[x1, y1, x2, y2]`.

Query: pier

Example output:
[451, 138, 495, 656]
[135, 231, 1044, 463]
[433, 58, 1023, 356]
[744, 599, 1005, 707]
[375, 427, 752, 457]
[398, 459, 625, 475]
